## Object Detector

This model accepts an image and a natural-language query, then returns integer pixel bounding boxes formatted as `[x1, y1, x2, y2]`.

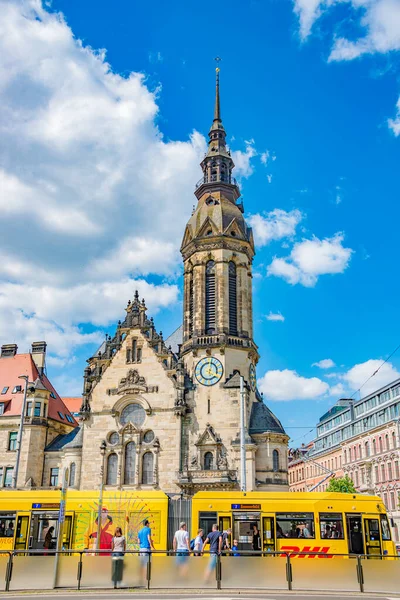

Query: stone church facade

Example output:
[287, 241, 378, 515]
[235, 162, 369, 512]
[0, 71, 289, 494]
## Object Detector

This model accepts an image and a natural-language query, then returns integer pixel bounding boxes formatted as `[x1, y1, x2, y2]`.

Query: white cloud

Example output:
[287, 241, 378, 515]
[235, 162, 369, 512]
[232, 141, 257, 179]
[329, 382, 347, 396]
[341, 358, 400, 396]
[266, 311, 285, 322]
[260, 150, 270, 165]
[388, 96, 400, 135]
[258, 369, 329, 401]
[312, 358, 336, 369]
[267, 174, 273, 184]
[293, 1, 400, 134]
[268, 232, 353, 286]
[0, 0, 256, 361]
[149, 51, 163, 63]
[248, 209, 303, 247]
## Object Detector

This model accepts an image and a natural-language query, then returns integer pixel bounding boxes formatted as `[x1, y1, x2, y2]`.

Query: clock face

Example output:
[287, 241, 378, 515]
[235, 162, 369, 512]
[195, 357, 223, 386]
[249, 363, 257, 392]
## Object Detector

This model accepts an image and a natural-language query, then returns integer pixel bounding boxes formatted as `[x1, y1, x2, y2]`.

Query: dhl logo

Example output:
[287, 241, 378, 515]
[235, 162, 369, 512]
[280, 546, 333, 558]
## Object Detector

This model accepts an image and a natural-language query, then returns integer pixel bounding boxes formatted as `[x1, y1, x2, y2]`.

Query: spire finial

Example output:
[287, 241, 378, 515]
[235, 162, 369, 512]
[214, 57, 222, 122]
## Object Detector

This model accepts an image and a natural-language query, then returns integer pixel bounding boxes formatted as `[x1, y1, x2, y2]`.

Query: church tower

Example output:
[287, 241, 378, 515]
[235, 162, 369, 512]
[178, 68, 289, 493]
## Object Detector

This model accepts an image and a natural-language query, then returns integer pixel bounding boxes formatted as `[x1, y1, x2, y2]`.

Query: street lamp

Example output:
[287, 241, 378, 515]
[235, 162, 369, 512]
[96, 440, 107, 552]
[12, 375, 31, 489]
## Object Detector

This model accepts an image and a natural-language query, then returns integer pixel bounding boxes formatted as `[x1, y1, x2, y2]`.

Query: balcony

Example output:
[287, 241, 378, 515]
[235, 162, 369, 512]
[176, 468, 238, 492]
[195, 176, 238, 189]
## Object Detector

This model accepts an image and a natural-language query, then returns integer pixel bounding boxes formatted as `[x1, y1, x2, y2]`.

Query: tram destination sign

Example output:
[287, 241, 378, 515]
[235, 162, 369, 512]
[231, 504, 261, 510]
[32, 503, 60, 509]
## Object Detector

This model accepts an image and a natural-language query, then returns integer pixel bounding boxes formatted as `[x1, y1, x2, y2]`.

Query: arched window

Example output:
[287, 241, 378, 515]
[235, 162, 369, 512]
[392, 431, 396, 449]
[228, 261, 238, 335]
[379, 437, 383, 453]
[344, 449, 347, 463]
[69, 462, 76, 487]
[205, 261, 216, 334]
[373, 439, 377, 454]
[273, 449, 280, 472]
[188, 274, 193, 338]
[204, 452, 213, 470]
[142, 452, 153, 485]
[365, 441, 370, 457]
[381, 464, 386, 482]
[106, 453, 118, 485]
[385, 434, 390, 451]
[124, 442, 136, 485]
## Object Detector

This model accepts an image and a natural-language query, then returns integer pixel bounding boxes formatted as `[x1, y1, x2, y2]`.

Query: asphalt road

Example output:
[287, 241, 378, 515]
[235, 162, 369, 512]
[1, 594, 399, 600]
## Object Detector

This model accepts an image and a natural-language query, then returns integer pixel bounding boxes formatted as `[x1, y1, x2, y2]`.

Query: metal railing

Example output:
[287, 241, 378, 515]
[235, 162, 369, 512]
[0, 548, 399, 593]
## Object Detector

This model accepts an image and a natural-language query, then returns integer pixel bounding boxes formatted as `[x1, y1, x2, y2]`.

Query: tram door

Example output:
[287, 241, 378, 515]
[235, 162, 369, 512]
[219, 514, 232, 549]
[262, 515, 275, 553]
[346, 514, 364, 554]
[15, 514, 30, 551]
[363, 515, 382, 558]
[232, 512, 261, 553]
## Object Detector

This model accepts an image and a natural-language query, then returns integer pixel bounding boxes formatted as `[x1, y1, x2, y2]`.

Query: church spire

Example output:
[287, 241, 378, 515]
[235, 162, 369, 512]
[213, 60, 221, 124]
[194, 62, 239, 201]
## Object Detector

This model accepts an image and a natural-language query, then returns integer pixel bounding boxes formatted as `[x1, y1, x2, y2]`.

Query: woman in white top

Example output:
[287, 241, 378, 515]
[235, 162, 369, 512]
[194, 528, 203, 556]
[112, 527, 126, 556]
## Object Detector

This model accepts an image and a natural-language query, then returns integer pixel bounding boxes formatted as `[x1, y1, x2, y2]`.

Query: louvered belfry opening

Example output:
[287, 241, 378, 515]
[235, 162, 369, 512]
[205, 260, 216, 334]
[229, 261, 238, 335]
[188, 275, 194, 338]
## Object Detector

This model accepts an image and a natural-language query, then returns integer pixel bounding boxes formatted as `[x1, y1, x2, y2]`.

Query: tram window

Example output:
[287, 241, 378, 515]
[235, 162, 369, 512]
[0, 515, 15, 537]
[199, 511, 217, 537]
[380, 514, 391, 540]
[319, 513, 344, 539]
[276, 513, 315, 538]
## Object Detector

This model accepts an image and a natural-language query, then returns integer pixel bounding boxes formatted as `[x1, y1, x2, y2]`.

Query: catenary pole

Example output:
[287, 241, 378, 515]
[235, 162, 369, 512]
[12, 375, 29, 488]
[240, 376, 247, 491]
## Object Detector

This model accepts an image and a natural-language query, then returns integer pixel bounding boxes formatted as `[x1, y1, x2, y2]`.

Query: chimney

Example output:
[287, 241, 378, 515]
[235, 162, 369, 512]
[1, 344, 18, 357]
[31, 341, 47, 375]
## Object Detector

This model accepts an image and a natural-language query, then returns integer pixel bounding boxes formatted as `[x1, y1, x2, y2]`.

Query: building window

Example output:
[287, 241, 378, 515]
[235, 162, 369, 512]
[120, 403, 146, 427]
[344, 449, 347, 463]
[374, 465, 379, 483]
[142, 452, 154, 484]
[69, 463, 76, 487]
[387, 462, 393, 481]
[0, 404, 4, 415]
[228, 261, 238, 335]
[205, 260, 216, 334]
[273, 449, 280, 472]
[34, 402, 41, 417]
[106, 454, 118, 485]
[379, 437, 383, 453]
[188, 275, 194, 338]
[355, 470, 359, 487]
[204, 452, 213, 471]
[58, 411, 65, 420]
[392, 431, 396, 449]
[50, 468, 59, 487]
[381, 464, 386, 482]
[1, 387, 8, 395]
[124, 442, 136, 485]
[395, 461, 399, 479]
[373, 439, 377, 454]
[12, 386, 21, 393]
[365, 441, 370, 457]
[26, 402, 32, 417]
[385, 434, 390, 451]
[390, 491, 396, 511]
[8, 432, 17, 451]
[358, 444, 361, 459]
[4, 468, 13, 488]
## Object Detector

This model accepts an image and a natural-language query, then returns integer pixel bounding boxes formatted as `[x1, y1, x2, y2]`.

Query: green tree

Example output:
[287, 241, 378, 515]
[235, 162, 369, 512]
[326, 475, 357, 493]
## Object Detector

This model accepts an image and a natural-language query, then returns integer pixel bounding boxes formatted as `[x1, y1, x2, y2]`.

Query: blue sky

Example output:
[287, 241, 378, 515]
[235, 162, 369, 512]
[1, 0, 399, 445]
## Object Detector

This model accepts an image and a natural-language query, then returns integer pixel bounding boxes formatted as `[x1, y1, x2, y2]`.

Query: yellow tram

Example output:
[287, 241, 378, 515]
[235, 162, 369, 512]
[191, 491, 397, 557]
[0, 489, 396, 557]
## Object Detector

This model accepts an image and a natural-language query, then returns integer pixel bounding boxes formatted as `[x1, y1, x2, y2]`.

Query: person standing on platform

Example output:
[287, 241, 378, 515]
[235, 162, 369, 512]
[111, 527, 126, 588]
[138, 519, 155, 583]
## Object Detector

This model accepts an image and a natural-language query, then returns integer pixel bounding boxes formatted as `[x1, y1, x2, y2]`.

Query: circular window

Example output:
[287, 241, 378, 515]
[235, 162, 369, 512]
[143, 430, 155, 444]
[109, 432, 119, 445]
[120, 403, 146, 427]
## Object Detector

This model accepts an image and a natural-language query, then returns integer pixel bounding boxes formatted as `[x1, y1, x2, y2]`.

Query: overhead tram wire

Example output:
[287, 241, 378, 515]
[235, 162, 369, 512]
[348, 341, 400, 400]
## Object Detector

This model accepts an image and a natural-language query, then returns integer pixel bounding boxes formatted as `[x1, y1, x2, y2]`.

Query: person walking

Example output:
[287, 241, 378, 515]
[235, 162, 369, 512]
[202, 524, 222, 583]
[173, 522, 190, 575]
[138, 519, 155, 583]
[111, 527, 126, 588]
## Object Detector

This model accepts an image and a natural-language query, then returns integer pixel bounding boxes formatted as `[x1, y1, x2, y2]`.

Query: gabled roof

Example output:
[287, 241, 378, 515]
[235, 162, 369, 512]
[62, 397, 82, 415]
[45, 426, 83, 452]
[249, 401, 286, 435]
[0, 354, 77, 426]
[165, 325, 183, 354]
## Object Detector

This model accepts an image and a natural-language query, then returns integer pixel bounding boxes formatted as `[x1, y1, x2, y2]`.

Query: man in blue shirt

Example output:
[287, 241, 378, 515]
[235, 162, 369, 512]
[202, 524, 222, 582]
[137, 520, 155, 581]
